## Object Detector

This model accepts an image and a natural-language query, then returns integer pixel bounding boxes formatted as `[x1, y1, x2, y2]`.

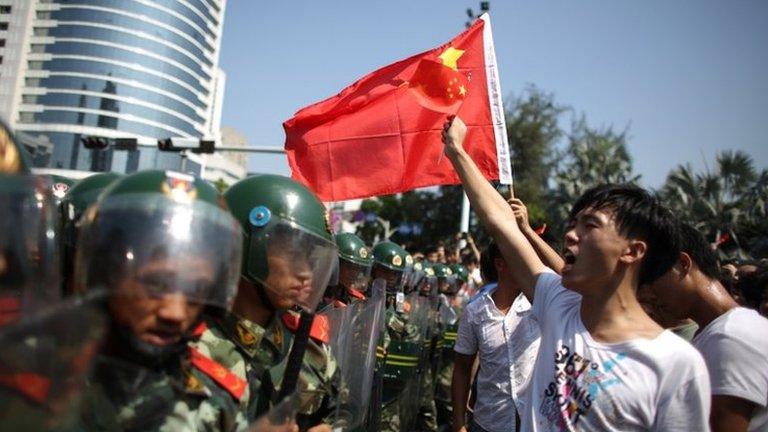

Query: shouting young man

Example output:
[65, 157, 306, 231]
[441, 117, 710, 431]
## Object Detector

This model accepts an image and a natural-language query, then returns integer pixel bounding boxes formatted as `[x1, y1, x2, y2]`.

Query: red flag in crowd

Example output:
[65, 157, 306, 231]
[284, 14, 512, 202]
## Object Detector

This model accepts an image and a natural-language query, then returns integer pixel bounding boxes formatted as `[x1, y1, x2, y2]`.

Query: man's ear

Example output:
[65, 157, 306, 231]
[619, 240, 647, 265]
[677, 252, 693, 278]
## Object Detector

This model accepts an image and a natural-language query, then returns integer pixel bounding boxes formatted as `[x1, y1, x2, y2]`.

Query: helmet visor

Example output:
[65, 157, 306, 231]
[418, 275, 438, 297]
[248, 219, 339, 311]
[338, 258, 372, 292]
[438, 275, 458, 295]
[0, 175, 60, 325]
[75, 195, 242, 309]
[370, 264, 403, 293]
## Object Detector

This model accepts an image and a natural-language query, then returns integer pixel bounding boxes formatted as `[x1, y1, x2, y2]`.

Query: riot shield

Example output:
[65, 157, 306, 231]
[249, 392, 300, 432]
[439, 294, 459, 327]
[330, 280, 385, 430]
[0, 294, 106, 431]
[398, 291, 431, 431]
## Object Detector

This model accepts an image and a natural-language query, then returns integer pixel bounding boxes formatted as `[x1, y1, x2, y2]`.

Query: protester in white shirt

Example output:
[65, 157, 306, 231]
[441, 116, 711, 431]
[453, 242, 541, 432]
[644, 223, 768, 432]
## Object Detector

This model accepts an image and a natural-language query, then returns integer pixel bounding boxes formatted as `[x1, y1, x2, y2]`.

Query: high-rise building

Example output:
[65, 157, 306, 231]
[0, 0, 227, 173]
[199, 125, 247, 186]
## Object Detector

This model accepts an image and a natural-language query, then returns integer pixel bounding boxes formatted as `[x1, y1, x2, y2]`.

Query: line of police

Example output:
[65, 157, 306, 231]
[0, 120, 469, 432]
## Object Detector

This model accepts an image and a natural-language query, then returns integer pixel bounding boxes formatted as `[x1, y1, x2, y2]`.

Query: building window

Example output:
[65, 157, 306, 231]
[0, 56, 3, 64]
[31, 44, 45, 53]
[0, 6, 11, 14]
[33, 27, 47, 36]
[0, 22, 8, 31]
[36, 11, 50, 19]
[0, 39, 5, 47]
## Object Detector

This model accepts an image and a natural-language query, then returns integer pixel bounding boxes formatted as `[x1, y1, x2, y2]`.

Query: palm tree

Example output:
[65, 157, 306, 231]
[660, 150, 762, 259]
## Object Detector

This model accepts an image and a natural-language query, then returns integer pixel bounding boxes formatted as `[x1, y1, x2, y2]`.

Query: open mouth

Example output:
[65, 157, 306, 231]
[146, 330, 181, 346]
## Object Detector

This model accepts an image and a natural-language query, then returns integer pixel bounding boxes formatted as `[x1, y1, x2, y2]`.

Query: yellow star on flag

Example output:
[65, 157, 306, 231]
[438, 46, 465, 71]
[459, 85, 467, 96]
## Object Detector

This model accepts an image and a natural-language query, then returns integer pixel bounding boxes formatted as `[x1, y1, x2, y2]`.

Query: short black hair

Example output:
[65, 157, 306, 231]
[568, 184, 679, 286]
[676, 223, 721, 280]
[480, 242, 500, 283]
[739, 264, 768, 309]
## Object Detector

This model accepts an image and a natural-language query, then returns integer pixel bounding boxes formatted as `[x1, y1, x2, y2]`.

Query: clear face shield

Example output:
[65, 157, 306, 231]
[75, 195, 243, 311]
[0, 175, 60, 326]
[370, 264, 404, 293]
[338, 258, 372, 293]
[247, 219, 339, 312]
[418, 274, 438, 297]
[438, 275, 459, 295]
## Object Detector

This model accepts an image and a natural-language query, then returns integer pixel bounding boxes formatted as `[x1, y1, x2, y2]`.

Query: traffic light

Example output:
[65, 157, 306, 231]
[81, 136, 109, 150]
[157, 138, 178, 152]
[192, 140, 215, 154]
[158, 138, 216, 153]
[113, 138, 137, 151]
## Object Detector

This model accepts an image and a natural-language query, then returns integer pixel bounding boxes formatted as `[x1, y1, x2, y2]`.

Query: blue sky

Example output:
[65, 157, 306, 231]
[218, 0, 768, 189]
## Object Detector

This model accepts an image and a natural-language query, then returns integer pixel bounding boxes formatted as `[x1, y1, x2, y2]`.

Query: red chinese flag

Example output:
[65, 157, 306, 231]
[284, 14, 512, 202]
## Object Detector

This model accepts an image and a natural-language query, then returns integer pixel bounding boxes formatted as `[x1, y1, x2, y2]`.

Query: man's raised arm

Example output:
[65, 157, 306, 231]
[441, 116, 545, 300]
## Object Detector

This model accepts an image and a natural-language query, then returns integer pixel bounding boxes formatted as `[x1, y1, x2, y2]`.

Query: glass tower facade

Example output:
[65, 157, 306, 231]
[12, 0, 225, 173]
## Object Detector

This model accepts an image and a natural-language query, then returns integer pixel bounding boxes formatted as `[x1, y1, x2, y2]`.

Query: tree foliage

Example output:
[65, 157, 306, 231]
[505, 85, 566, 223]
[548, 115, 639, 236]
[661, 150, 767, 258]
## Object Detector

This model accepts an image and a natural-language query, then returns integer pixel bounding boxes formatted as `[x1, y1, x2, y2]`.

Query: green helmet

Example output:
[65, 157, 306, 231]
[433, 262, 459, 295]
[61, 173, 122, 246]
[59, 173, 122, 294]
[417, 262, 438, 297]
[335, 232, 373, 267]
[0, 120, 60, 321]
[75, 170, 242, 310]
[372, 241, 408, 272]
[450, 264, 469, 284]
[48, 175, 76, 204]
[224, 174, 338, 311]
[371, 241, 408, 293]
[334, 232, 372, 292]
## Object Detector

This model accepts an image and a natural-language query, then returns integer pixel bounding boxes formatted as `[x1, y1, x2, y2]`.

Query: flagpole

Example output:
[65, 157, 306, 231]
[460, 192, 470, 235]
[458, 2, 490, 241]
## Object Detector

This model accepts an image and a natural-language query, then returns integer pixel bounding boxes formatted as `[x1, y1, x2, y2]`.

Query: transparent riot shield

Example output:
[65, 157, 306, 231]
[398, 291, 431, 431]
[0, 294, 106, 431]
[328, 280, 385, 430]
[439, 294, 459, 327]
[249, 392, 300, 432]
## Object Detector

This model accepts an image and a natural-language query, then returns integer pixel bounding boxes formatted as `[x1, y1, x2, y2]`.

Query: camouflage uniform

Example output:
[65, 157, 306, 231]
[79, 352, 246, 431]
[416, 297, 440, 432]
[189, 312, 283, 423]
[380, 299, 421, 432]
[269, 310, 339, 430]
[435, 300, 461, 428]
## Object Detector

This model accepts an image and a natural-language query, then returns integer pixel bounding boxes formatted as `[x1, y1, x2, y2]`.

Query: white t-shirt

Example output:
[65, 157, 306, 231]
[522, 270, 711, 431]
[454, 289, 541, 432]
[693, 307, 768, 432]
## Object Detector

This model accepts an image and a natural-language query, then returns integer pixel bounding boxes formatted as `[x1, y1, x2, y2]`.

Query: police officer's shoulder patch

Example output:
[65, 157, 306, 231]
[392, 255, 402, 267]
[188, 347, 247, 401]
[359, 247, 368, 259]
